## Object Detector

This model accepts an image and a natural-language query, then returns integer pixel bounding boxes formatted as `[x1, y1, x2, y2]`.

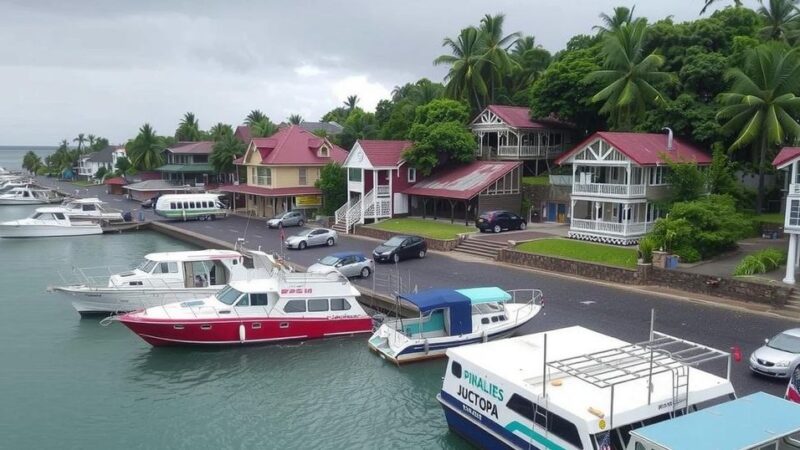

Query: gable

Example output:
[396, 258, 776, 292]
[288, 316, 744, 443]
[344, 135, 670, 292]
[563, 138, 631, 165]
[244, 141, 263, 165]
[343, 143, 373, 169]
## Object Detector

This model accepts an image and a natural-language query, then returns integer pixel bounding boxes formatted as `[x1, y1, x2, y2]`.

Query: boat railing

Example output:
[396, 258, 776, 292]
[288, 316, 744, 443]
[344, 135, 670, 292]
[505, 289, 544, 324]
[55, 265, 133, 288]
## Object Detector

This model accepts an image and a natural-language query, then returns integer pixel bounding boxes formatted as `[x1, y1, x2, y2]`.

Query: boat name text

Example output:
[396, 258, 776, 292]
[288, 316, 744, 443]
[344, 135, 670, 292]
[457, 385, 499, 419]
[463, 369, 504, 401]
[281, 288, 312, 295]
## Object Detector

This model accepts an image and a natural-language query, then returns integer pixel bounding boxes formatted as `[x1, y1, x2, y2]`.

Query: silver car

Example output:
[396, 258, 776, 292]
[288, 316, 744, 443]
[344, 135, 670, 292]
[285, 228, 337, 250]
[267, 211, 305, 228]
[307, 252, 374, 278]
[749, 328, 800, 378]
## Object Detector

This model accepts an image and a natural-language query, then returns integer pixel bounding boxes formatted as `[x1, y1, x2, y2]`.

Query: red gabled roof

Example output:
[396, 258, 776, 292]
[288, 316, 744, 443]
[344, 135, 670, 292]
[358, 140, 413, 167]
[555, 131, 711, 166]
[217, 184, 321, 197]
[104, 177, 126, 185]
[773, 147, 800, 168]
[166, 141, 215, 155]
[234, 125, 252, 144]
[402, 161, 521, 200]
[485, 105, 572, 130]
[242, 125, 348, 166]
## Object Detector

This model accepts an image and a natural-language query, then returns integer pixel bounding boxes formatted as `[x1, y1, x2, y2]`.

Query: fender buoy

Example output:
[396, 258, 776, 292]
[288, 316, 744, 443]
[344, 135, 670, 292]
[238, 324, 246, 343]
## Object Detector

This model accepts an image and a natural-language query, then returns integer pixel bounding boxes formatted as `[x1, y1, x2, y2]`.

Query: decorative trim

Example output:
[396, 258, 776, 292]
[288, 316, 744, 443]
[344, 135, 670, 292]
[567, 231, 639, 246]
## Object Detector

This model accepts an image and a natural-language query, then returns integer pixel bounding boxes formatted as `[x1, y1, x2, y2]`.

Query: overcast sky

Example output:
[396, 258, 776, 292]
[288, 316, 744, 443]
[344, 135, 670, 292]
[0, 0, 757, 145]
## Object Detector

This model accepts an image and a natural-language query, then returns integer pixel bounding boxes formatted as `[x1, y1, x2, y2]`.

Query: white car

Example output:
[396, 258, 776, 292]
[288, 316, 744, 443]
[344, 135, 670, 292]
[285, 228, 337, 250]
[749, 328, 800, 378]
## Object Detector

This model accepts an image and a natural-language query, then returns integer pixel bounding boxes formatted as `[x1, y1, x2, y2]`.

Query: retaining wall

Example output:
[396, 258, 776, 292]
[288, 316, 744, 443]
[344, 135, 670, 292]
[353, 225, 463, 251]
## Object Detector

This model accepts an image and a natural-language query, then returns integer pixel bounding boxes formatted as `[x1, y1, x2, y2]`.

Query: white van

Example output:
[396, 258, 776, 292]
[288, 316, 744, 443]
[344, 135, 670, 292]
[154, 194, 228, 221]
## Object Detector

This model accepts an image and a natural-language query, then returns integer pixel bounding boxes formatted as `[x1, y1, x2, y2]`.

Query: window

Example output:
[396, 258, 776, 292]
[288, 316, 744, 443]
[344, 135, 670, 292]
[183, 202, 189, 209]
[506, 394, 583, 448]
[319, 146, 329, 157]
[249, 293, 269, 306]
[450, 361, 462, 378]
[308, 299, 329, 312]
[82, 204, 96, 211]
[408, 167, 416, 183]
[215, 286, 244, 305]
[649, 166, 669, 185]
[330, 298, 351, 311]
[481, 318, 490, 325]
[284, 300, 306, 313]
[170, 202, 177, 209]
[790, 200, 800, 227]
[153, 262, 179, 274]
[257, 167, 272, 186]
[54, 213, 66, 220]
[193, 155, 208, 163]
[348, 168, 362, 182]
[236, 296, 250, 307]
[491, 316, 499, 323]
[299, 168, 307, 186]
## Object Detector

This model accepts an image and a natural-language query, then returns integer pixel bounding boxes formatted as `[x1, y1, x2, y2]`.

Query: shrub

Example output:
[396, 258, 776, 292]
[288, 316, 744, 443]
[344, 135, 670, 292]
[638, 236, 656, 263]
[733, 248, 787, 276]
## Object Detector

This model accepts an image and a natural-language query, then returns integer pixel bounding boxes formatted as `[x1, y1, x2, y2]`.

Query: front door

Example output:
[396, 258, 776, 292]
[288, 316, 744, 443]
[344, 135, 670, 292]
[547, 203, 557, 222]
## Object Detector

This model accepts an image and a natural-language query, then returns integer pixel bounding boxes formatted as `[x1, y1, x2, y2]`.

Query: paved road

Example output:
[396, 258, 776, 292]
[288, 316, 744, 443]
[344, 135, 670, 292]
[35, 178, 800, 398]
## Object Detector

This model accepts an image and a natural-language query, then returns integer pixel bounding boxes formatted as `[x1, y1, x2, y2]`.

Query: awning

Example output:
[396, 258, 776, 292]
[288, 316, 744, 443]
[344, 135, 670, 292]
[399, 288, 472, 335]
[402, 161, 521, 200]
[218, 184, 321, 197]
[156, 164, 215, 173]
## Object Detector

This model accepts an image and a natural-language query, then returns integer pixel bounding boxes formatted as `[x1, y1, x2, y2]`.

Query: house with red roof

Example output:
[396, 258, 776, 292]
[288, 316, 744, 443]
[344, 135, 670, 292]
[219, 125, 347, 218]
[772, 147, 800, 284]
[156, 141, 217, 187]
[469, 105, 574, 175]
[555, 130, 711, 245]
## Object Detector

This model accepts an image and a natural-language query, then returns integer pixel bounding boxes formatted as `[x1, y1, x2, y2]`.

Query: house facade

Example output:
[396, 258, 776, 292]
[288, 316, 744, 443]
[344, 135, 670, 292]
[75, 145, 125, 180]
[219, 125, 347, 218]
[157, 141, 217, 186]
[555, 131, 711, 245]
[470, 104, 573, 175]
[773, 147, 800, 284]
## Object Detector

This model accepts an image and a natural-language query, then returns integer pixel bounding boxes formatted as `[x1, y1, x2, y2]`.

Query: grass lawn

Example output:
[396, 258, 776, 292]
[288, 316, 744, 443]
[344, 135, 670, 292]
[369, 218, 474, 240]
[522, 175, 550, 186]
[516, 238, 638, 268]
[755, 212, 784, 224]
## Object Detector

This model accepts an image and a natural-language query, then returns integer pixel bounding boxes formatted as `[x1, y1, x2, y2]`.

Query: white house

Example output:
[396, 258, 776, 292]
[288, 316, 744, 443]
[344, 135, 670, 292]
[773, 147, 800, 284]
[555, 130, 711, 245]
[75, 145, 125, 180]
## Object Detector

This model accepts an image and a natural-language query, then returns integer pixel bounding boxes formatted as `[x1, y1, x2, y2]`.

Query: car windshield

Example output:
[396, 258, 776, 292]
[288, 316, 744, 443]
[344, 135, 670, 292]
[136, 259, 157, 273]
[274, 212, 290, 219]
[215, 285, 244, 305]
[384, 236, 406, 247]
[319, 256, 340, 266]
[768, 332, 800, 353]
[296, 229, 313, 237]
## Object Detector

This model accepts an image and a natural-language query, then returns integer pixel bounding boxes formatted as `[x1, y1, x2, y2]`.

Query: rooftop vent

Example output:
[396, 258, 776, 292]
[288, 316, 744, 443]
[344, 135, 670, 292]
[662, 127, 673, 151]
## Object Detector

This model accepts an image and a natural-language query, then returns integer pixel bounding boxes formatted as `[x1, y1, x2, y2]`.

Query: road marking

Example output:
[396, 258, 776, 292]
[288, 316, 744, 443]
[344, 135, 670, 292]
[254, 234, 263, 238]
[580, 301, 596, 305]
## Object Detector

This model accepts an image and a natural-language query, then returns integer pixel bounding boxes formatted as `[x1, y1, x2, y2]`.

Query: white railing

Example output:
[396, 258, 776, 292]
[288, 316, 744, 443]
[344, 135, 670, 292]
[497, 144, 563, 159]
[570, 219, 653, 236]
[376, 198, 391, 217]
[345, 197, 364, 232]
[790, 184, 800, 195]
[376, 185, 390, 197]
[335, 198, 354, 225]
[572, 183, 646, 197]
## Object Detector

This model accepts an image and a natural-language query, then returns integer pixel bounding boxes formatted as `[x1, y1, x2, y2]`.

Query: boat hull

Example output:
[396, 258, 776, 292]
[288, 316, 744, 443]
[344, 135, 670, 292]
[0, 223, 102, 238]
[119, 315, 374, 347]
[0, 198, 53, 205]
[54, 286, 222, 314]
[438, 392, 522, 450]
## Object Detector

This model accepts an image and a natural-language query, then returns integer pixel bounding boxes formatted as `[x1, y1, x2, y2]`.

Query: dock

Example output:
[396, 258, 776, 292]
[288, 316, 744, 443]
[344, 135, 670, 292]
[101, 221, 150, 234]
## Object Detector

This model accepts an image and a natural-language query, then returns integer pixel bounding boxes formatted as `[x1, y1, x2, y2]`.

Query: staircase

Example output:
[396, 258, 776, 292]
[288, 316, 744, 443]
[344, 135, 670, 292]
[453, 238, 508, 259]
[784, 290, 800, 318]
[333, 188, 392, 234]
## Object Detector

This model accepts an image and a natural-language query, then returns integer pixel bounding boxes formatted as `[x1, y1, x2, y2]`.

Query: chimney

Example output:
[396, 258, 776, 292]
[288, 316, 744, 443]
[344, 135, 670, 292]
[662, 127, 673, 151]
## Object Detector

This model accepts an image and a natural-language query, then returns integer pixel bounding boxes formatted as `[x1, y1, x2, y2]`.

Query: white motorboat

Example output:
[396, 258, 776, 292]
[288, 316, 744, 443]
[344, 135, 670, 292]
[60, 198, 124, 222]
[0, 186, 62, 205]
[50, 250, 289, 315]
[0, 179, 33, 194]
[368, 287, 543, 364]
[0, 207, 102, 238]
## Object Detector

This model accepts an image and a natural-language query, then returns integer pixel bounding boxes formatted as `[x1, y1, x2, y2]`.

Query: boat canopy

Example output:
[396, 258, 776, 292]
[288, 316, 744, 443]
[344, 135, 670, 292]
[399, 287, 510, 336]
[630, 392, 800, 450]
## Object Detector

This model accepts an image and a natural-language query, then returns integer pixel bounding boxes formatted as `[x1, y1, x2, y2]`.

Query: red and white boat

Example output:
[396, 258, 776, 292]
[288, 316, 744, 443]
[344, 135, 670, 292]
[116, 271, 373, 346]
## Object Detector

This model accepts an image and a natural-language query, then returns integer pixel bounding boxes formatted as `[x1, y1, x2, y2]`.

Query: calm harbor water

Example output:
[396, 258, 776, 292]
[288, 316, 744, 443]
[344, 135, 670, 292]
[0, 146, 56, 171]
[0, 205, 461, 449]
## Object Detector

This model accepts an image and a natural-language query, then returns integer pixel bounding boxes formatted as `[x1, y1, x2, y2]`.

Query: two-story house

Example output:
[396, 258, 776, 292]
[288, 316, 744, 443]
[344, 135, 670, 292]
[555, 131, 711, 245]
[220, 125, 348, 218]
[157, 141, 217, 187]
[75, 145, 125, 180]
[469, 104, 574, 175]
[773, 147, 800, 284]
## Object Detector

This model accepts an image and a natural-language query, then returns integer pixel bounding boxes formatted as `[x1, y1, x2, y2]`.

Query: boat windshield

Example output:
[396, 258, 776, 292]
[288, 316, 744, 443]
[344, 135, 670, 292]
[768, 332, 800, 353]
[216, 285, 244, 305]
[318, 256, 340, 266]
[136, 259, 157, 273]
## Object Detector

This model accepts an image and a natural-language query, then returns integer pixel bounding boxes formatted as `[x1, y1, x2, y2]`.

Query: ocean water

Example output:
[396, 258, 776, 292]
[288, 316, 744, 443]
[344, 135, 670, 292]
[0, 205, 461, 450]
[0, 146, 56, 172]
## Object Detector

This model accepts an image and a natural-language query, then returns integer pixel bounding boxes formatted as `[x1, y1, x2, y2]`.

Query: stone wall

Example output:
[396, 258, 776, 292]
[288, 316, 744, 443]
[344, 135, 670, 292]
[497, 248, 645, 284]
[353, 225, 463, 251]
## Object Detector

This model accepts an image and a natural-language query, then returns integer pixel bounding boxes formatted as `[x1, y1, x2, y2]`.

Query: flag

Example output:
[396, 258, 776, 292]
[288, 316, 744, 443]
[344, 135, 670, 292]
[597, 431, 611, 450]
[787, 366, 800, 404]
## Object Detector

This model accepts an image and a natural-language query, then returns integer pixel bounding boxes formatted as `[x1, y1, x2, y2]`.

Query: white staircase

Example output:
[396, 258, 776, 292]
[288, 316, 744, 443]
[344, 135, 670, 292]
[333, 188, 391, 234]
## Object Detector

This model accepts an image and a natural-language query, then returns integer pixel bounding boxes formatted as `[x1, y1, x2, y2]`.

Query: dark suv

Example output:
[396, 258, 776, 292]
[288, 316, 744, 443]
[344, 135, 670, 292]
[476, 210, 527, 233]
[372, 235, 427, 263]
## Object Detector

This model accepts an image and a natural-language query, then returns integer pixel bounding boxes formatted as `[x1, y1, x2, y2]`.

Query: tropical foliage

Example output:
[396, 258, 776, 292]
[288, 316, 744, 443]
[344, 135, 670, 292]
[403, 99, 475, 175]
[175, 112, 202, 141]
[733, 247, 786, 275]
[127, 124, 166, 170]
[315, 163, 347, 215]
[210, 133, 246, 176]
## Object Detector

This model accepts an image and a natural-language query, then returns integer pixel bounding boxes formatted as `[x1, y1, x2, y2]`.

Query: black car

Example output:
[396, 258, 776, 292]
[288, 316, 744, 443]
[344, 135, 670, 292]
[476, 210, 527, 233]
[372, 235, 427, 263]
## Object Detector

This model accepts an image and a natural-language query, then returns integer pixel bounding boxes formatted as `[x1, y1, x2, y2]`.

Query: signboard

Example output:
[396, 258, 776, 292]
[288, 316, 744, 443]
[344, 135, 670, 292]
[295, 195, 322, 208]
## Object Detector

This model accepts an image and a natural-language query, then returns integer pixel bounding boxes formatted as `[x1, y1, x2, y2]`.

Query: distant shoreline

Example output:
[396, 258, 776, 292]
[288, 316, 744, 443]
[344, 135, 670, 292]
[0, 146, 58, 150]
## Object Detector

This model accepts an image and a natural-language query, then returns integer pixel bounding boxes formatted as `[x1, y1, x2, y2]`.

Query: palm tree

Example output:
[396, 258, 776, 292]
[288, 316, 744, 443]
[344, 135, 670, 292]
[757, 0, 800, 42]
[586, 19, 672, 129]
[175, 112, 201, 141]
[251, 117, 278, 138]
[717, 44, 800, 213]
[87, 134, 96, 150]
[409, 78, 445, 104]
[507, 36, 552, 93]
[434, 26, 489, 111]
[288, 114, 303, 125]
[593, 6, 637, 34]
[73, 133, 86, 153]
[245, 110, 267, 127]
[343, 95, 359, 112]
[700, 0, 743, 15]
[479, 14, 520, 103]
[128, 124, 165, 170]
[210, 133, 246, 177]
[209, 123, 233, 142]
[22, 151, 42, 174]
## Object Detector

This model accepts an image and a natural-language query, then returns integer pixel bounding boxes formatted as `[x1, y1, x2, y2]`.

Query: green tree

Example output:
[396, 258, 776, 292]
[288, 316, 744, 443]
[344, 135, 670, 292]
[403, 99, 475, 175]
[94, 166, 108, 180]
[209, 123, 233, 142]
[315, 163, 347, 215]
[73, 133, 86, 153]
[245, 110, 267, 127]
[593, 6, 637, 34]
[717, 44, 800, 213]
[663, 157, 706, 204]
[21, 151, 42, 174]
[87, 134, 96, 149]
[504, 36, 551, 100]
[251, 117, 278, 138]
[114, 156, 134, 176]
[434, 26, 488, 112]
[127, 123, 165, 170]
[339, 108, 378, 150]
[175, 112, 201, 141]
[586, 19, 673, 130]
[377, 79, 445, 139]
[701, 0, 743, 15]
[757, 0, 800, 42]
[343, 95, 359, 112]
[288, 114, 303, 125]
[478, 14, 520, 103]
[210, 133, 246, 177]
[321, 107, 350, 124]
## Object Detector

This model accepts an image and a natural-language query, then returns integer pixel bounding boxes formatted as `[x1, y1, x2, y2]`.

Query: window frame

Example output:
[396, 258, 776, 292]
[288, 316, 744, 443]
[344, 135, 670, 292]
[408, 167, 417, 183]
[298, 167, 307, 186]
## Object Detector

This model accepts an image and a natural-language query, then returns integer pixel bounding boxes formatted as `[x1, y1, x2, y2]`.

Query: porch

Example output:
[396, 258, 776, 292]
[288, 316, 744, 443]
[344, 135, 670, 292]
[335, 166, 395, 232]
[569, 199, 657, 245]
[477, 129, 568, 162]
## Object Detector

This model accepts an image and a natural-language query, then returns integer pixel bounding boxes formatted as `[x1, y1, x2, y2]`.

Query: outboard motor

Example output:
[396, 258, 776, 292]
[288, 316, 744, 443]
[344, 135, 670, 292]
[122, 211, 133, 222]
[372, 313, 387, 330]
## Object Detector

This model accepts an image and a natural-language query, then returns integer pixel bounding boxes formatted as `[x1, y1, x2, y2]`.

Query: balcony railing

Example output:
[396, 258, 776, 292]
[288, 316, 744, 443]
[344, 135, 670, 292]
[496, 145, 562, 159]
[571, 219, 653, 236]
[572, 183, 646, 197]
[375, 185, 390, 197]
[790, 184, 800, 195]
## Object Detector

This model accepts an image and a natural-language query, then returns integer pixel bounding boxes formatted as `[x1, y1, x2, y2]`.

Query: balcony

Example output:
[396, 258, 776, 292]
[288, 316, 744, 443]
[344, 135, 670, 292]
[571, 218, 653, 236]
[497, 145, 562, 159]
[376, 185, 390, 197]
[572, 183, 646, 198]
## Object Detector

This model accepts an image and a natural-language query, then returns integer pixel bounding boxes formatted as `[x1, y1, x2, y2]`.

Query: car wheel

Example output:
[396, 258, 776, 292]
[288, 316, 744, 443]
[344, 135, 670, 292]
[198, 215, 206, 221]
[299, 241, 307, 250]
[297, 219, 304, 227]
[493, 225, 501, 233]
[392, 253, 400, 263]
[418, 249, 426, 259]
[361, 267, 371, 278]
[519, 221, 526, 230]
[326, 237, 334, 246]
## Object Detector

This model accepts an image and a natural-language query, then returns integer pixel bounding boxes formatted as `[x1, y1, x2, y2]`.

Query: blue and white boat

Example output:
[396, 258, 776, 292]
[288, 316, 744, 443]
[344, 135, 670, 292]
[368, 287, 542, 364]
[626, 392, 800, 450]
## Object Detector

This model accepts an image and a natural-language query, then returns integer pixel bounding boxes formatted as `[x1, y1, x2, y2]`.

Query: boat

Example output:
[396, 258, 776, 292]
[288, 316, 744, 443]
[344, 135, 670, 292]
[437, 314, 736, 450]
[0, 207, 102, 238]
[0, 185, 62, 205]
[60, 197, 124, 222]
[0, 179, 34, 194]
[50, 249, 286, 315]
[368, 287, 542, 364]
[154, 193, 228, 221]
[625, 392, 800, 450]
[115, 269, 373, 346]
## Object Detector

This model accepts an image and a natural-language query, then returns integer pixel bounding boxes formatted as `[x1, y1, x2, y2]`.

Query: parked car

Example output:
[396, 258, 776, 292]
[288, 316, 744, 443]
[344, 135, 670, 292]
[285, 228, 337, 250]
[267, 210, 305, 228]
[141, 195, 160, 209]
[372, 235, 427, 263]
[307, 252, 374, 278]
[749, 328, 800, 378]
[476, 210, 526, 233]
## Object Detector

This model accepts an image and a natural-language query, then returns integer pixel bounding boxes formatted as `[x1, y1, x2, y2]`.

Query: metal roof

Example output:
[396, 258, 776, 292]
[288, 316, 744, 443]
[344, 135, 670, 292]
[402, 161, 521, 200]
[774, 147, 800, 169]
[556, 131, 711, 166]
[218, 184, 321, 197]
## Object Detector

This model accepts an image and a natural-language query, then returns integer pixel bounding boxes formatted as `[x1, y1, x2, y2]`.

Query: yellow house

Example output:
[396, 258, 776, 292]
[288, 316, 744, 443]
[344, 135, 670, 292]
[220, 125, 348, 217]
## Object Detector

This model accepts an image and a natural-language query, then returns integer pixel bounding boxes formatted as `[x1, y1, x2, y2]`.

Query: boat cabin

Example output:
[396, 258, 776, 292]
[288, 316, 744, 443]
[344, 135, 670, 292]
[109, 250, 250, 289]
[0, 186, 57, 202]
